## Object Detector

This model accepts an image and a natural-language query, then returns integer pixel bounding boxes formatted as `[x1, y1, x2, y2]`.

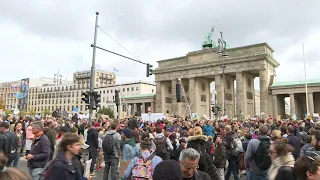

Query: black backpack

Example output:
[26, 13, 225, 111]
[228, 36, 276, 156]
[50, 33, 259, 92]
[1, 132, 18, 162]
[102, 133, 116, 156]
[253, 137, 271, 170]
[153, 137, 169, 160]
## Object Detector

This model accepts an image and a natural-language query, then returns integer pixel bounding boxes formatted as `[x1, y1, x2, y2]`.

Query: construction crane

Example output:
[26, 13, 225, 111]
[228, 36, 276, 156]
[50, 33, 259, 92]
[178, 78, 192, 119]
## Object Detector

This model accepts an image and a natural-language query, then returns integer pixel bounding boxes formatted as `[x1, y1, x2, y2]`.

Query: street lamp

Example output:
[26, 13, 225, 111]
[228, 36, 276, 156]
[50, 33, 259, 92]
[217, 31, 228, 116]
[53, 69, 62, 112]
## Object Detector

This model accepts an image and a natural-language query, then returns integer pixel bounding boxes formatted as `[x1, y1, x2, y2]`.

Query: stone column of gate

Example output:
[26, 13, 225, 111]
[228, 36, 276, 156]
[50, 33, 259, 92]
[151, 102, 155, 113]
[155, 81, 165, 113]
[259, 70, 269, 117]
[189, 78, 197, 114]
[171, 79, 178, 115]
[215, 75, 223, 115]
[141, 102, 146, 114]
[273, 95, 279, 119]
[308, 92, 314, 115]
[290, 94, 296, 116]
[133, 103, 138, 115]
[236, 72, 245, 119]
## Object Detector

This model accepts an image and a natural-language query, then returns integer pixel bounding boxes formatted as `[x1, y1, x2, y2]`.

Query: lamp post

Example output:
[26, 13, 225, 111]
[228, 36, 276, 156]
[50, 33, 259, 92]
[217, 31, 228, 116]
[53, 69, 62, 113]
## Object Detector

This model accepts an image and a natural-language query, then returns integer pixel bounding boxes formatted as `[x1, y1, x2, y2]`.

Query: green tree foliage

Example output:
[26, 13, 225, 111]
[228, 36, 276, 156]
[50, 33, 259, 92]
[28, 109, 36, 116]
[97, 106, 114, 119]
[43, 109, 51, 116]
[0, 98, 5, 110]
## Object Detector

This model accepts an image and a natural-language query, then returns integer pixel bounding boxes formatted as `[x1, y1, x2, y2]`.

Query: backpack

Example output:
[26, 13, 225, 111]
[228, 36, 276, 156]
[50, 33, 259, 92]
[102, 133, 116, 156]
[253, 137, 271, 170]
[40, 159, 57, 180]
[131, 154, 155, 180]
[1, 132, 18, 162]
[153, 137, 169, 160]
[228, 136, 243, 158]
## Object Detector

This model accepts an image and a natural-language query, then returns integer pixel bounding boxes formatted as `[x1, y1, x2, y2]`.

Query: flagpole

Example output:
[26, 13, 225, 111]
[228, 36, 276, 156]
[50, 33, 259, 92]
[303, 44, 309, 115]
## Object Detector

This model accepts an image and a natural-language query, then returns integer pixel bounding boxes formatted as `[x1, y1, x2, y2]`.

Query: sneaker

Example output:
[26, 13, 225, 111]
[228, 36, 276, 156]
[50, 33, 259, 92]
[90, 172, 96, 177]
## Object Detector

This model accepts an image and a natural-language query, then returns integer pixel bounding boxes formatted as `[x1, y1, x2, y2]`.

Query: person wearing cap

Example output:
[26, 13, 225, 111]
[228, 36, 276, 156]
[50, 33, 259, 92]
[86, 122, 99, 176]
[121, 128, 139, 161]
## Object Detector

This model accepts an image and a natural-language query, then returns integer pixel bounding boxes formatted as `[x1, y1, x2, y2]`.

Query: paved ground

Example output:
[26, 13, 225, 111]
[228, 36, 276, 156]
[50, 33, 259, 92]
[18, 158, 245, 180]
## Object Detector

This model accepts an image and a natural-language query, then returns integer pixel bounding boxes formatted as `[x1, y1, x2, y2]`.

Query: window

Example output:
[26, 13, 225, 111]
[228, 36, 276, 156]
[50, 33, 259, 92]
[152, 89, 154, 93]
[111, 90, 113, 93]
[136, 87, 139, 90]
[131, 87, 134, 91]
[123, 88, 125, 92]
[107, 90, 109, 93]
[127, 88, 129, 91]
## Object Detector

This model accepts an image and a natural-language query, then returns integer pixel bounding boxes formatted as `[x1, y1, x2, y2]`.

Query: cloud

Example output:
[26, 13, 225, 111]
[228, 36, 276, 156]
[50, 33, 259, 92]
[0, 0, 320, 86]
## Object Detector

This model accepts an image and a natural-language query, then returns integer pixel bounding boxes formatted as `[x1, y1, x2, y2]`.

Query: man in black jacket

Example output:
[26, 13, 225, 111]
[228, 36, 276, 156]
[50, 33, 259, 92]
[214, 136, 227, 180]
[0, 122, 19, 167]
[179, 148, 212, 180]
[27, 121, 51, 180]
[46, 133, 84, 180]
[86, 122, 99, 176]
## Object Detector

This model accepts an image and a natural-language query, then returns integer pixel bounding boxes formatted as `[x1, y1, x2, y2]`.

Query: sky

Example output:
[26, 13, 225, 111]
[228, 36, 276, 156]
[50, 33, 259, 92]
[1, 0, 319, 86]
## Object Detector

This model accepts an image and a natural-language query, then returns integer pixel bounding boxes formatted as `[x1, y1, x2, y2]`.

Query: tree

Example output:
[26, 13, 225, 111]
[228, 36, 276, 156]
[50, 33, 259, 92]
[97, 106, 114, 119]
[20, 110, 27, 116]
[43, 109, 51, 116]
[4, 109, 12, 116]
[0, 98, 5, 110]
[28, 109, 36, 116]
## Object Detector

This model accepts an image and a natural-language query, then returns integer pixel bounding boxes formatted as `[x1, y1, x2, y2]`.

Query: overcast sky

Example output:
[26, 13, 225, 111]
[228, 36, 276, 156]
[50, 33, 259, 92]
[1, 0, 319, 85]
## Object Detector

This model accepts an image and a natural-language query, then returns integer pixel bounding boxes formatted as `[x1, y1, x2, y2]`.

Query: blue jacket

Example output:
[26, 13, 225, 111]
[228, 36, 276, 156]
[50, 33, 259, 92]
[27, 133, 51, 168]
[203, 125, 215, 137]
[124, 151, 162, 179]
[122, 144, 139, 161]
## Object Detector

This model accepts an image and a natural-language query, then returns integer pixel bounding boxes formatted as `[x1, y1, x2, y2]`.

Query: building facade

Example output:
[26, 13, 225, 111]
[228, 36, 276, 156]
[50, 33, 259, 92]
[153, 43, 279, 119]
[0, 77, 65, 111]
[73, 69, 116, 89]
[98, 81, 156, 118]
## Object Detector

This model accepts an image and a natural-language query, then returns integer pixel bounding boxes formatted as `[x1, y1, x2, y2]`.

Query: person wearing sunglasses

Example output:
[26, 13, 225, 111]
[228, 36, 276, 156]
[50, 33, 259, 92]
[294, 156, 320, 180]
[268, 139, 296, 180]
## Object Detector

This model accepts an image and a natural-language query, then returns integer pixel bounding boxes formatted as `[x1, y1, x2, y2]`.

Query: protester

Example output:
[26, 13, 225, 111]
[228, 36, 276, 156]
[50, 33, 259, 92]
[86, 122, 99, 176]
[0, 121, 18, 167]
[44, 133, 87, 180]
[294, 156, 320, 180]
[268, 139, 296, 180]
[27, 121, 51, 180]
[153, 160, 183, 180]
[179, 148, 212, 180]
[0, 153, 32, 180]
[103, 121, 121, 180]
[124, 137, 162, 179]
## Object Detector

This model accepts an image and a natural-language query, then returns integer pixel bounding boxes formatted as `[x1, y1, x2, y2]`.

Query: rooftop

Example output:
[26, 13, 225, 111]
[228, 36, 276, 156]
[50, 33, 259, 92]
[271, 79, 320, 88]
[97, 81, 155, 89]
[122, 93, 155, 99]
[74, 69, 115, 74]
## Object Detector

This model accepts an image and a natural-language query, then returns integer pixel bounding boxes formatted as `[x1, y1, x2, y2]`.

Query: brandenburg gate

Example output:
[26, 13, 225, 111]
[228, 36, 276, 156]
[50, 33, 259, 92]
[153, 43, 280, 119]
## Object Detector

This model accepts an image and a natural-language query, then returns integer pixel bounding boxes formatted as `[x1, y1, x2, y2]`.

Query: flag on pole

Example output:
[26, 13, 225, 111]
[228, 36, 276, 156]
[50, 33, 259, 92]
[113, 67, 119, 73]
[96, 64, 101, 69]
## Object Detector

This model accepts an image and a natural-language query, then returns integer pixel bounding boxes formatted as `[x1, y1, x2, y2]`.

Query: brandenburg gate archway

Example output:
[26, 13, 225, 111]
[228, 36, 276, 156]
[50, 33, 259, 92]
[153, 43, 280, 119]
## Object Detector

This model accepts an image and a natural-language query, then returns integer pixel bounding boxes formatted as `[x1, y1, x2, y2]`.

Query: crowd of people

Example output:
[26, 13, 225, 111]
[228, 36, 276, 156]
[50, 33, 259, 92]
[0, 113, 320, 180]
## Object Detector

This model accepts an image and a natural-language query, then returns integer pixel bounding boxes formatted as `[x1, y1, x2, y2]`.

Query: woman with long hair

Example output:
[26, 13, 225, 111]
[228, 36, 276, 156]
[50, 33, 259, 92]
[268, 139, 296, 180]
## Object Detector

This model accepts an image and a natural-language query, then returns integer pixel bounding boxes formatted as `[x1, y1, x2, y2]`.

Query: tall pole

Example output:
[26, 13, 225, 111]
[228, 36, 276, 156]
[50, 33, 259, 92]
[89, 11, 99, 123]
[303, 44, 309, 115]
[217, 31, 228, 117]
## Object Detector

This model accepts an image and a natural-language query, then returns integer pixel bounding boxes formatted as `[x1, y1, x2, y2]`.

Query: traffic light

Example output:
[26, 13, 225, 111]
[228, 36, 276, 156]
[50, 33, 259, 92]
[115, 90, 120, 106]
[92, 91, 101, 110]
[81, 91, 90, 104]
[211, 106, 215, 113]
[146, 63, 153, 77]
